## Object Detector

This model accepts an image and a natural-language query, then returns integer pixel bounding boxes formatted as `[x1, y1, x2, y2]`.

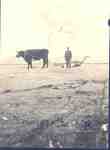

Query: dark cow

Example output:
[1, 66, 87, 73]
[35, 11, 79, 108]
[16, 49, 48, 70]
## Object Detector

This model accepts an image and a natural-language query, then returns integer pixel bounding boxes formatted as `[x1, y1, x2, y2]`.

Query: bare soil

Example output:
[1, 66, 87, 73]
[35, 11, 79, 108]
[0, 63, 108, 148]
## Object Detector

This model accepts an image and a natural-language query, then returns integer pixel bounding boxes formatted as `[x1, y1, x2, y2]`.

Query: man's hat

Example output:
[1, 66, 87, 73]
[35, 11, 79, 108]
[66, 47, 70, 49]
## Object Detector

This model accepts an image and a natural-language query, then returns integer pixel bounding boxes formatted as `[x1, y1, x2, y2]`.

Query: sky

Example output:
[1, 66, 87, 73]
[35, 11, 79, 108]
[1, 0, 110, 62]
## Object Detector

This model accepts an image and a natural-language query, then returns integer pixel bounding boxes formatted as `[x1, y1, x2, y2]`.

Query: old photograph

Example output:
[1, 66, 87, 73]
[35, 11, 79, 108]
[0, 0, 109, 148]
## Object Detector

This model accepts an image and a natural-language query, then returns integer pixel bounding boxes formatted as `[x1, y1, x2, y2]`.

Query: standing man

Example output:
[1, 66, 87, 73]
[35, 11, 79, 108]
[64, 47, 72, 68]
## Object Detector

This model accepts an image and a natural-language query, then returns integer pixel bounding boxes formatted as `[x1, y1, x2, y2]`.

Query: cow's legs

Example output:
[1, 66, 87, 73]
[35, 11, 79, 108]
[27, 62, 32, 70]
[44, 58, 48, 68]
[27, 63, 30, 71]
[30, 62, 32, 68]
[42, 59, 45, 68]
[46, 58, 48, 68]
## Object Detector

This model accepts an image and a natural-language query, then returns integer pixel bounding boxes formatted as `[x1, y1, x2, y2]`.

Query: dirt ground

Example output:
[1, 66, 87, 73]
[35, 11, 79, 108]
[0, 63, 108, 148]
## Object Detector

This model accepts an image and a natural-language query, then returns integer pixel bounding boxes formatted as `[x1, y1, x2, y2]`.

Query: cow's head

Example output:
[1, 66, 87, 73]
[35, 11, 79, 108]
[16, 51, 24, 58]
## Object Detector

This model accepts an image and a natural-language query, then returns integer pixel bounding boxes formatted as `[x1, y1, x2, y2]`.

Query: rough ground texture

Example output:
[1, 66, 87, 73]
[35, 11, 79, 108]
[0, 63, 108, 148]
